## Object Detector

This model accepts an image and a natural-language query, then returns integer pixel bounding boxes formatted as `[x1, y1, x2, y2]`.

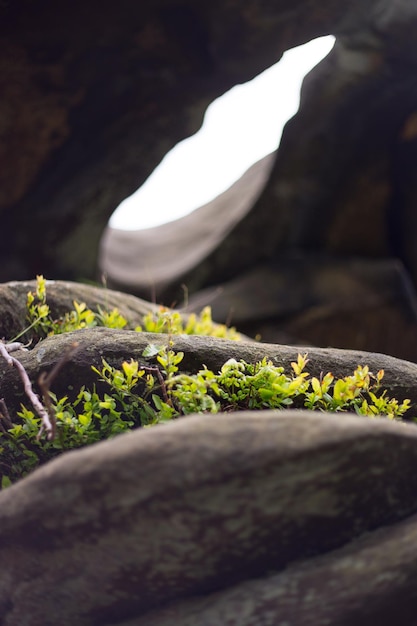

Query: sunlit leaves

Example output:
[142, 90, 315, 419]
[136, 305, 241, 340]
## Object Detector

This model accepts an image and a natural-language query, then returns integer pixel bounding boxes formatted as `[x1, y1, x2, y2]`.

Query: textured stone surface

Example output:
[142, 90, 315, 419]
[2, 412, 417, 625]
[97, 1, 417, 358]
[0, 279, 158, 340]
[1, 0, 416, 284]
[100, 153, 274, 297]
[1, 280, 417, 624]
[129, 511, 417, 626]
[1, 324, 417, 418]
[169, 23, 417, 293]
[185, 257, 417, 360]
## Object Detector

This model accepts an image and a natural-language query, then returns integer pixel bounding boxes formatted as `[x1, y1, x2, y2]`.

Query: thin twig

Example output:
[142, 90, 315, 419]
[143, 365, 170, 404]
[0, 398, 13, 430]
[3, 341, 30, 353]
[0, 342, 55, 440]
[38, 342, 79, 440]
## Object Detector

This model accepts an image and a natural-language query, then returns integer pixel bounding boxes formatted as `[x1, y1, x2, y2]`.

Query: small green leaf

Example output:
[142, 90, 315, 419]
[78, 414, 92, 427]
[2, 475, 12, 489]
[152, 394, 163, 410]
[143, 344, 162, 358]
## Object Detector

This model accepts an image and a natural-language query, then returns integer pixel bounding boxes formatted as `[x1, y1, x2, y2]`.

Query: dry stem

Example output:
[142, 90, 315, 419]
[0, 341, 79, 441]
[0, 342, 54, 439]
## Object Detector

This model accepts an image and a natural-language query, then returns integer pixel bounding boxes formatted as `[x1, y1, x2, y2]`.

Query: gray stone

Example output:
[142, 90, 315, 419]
[100, 153, 275, 299]
[1, 324, 416, 418]
[96, 4, 417, 359]
[1, 0, 416, 283]
[185, 257, 417, 361]
[2, 411, 417, 625]
[0, 279, 159, 340]
[128, 510, 417, 626]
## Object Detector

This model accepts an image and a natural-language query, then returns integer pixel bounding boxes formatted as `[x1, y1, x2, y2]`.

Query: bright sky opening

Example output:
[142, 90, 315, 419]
[110, 36, 335, 231]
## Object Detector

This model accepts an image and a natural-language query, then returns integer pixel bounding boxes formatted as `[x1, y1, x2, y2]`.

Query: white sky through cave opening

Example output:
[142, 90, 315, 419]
[110, 36, 335, 231]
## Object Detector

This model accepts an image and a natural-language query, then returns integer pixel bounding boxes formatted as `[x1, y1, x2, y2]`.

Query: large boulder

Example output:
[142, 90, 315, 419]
[99, 3, 417, 355]
[0, 278, 159, 340]
[2, 411, 417, 625]
[185, 257, 417, 361]
[99, 153, 275, 297]
[1, 0, 416, 287]
[1, 279, 417, 624]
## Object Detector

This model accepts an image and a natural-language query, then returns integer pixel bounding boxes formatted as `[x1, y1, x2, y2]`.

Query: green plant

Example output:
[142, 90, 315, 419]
[170, 352, 410, 418]
[18, 276, 238, 343]
[1, 387, 135, 486]
[136, 305, 241, 340]
[0, 277, 412, 489]
[15, 275, 128, 343]
[1, 347, 410, 487]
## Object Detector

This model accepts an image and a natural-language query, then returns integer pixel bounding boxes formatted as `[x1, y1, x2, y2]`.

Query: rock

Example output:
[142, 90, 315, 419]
[172, 25, 417, 294]
[185, 257, 417, 361]
[2, 411, 417, 625]
[392, 111, 417, 287]
[1, 0, 416, 284]
[0, 279, 159, 340]
[3, 1, 417, 363]
[97, 5, 417, 359]
[1, 280, 417, 623]
[0, 1, 322, 280]
[1, 325, 416, 418]
[128, 510, 417, 626]
[99, 153, 275, 300]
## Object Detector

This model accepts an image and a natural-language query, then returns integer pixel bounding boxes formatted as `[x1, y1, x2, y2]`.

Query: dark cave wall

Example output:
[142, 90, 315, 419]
[0, 0, 403, 281]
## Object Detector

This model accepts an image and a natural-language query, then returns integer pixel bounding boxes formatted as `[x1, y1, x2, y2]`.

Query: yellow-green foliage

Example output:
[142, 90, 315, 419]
[136, 305, 241, 340]
[170, 352, 410, 418]
[0, 277, 412, 488]
[21, 275, 127, 342]
[1, 347, 411, 487]
[19, 276, 239, 342]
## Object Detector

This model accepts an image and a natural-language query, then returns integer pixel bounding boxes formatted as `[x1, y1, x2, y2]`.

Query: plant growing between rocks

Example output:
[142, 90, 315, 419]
[0, 277, 412, 487]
